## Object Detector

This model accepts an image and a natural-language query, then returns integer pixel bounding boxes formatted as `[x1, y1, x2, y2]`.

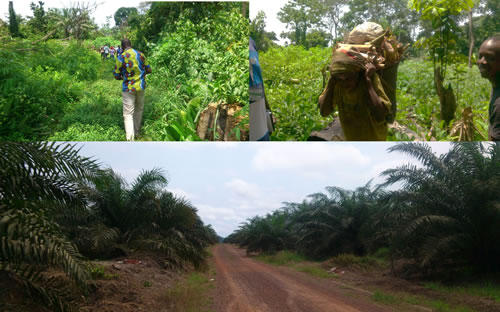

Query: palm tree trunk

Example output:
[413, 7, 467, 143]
[468, 9, 474, 68]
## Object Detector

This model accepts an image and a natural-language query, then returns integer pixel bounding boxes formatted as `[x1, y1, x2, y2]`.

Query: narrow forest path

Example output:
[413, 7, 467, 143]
[213, 244, 392, 312]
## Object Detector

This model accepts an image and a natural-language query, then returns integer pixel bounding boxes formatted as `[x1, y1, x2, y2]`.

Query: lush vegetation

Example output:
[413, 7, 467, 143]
[259, 47, 491, 141]
[0, 142, 218, 311]
[252, 0, 498, 141]
[0, 2, 248, 141]
[225, 142, 500, 279]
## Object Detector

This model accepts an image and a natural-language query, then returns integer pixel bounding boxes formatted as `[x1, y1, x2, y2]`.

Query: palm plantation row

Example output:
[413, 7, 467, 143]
[226, 143, 500, 277]
[0, 142, 218, 311]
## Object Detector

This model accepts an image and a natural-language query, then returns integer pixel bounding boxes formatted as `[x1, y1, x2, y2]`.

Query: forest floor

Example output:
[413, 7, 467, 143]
[79, 255, 180, 312]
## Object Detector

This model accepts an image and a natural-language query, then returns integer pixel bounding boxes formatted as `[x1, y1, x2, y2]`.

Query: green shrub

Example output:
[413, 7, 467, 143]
[259, 45, 332, 140]
[90, 36, 120, 49]
[330, 253, 384, 269]
[48, 124, 124, 141]
[257, 250, 306, 266]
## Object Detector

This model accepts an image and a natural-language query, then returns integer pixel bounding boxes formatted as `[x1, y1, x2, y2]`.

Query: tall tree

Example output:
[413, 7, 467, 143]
[278, 0, 323, 46]
[319, 0, 346, 43]
[52, 3, 97, 40]
[8, 1, 20, 37]
[114, 7, 138, 28]
[250, 11, 278, 51]
[382, 142, 500, 274]
[29, 1, 47, 33]
[340, 0, 419, 43]
[410, 0, 475, 126]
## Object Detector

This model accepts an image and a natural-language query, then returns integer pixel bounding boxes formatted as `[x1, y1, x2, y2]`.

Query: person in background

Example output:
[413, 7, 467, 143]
[113, 39, 152, 141]
[100, 46, 106, 60]
[478, 35, 500, 141]
[109, 46, 115, 59]
[249, 37, 273, 141]
[103, 44, 109, 59]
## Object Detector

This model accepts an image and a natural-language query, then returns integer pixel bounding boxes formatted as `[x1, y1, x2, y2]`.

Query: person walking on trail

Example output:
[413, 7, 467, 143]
[319, 48, 392, 141]
[113, 38, 152, 141]
[249, 37, 273, 141]
[109, 46, 115, 59]
[478, 35, 500, 141]
[103, 44, 110, 59]
[100, 46, 106, 60]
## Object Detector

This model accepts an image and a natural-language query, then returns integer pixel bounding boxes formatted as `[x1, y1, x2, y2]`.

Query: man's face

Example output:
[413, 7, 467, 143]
[477, 39, 500, 81]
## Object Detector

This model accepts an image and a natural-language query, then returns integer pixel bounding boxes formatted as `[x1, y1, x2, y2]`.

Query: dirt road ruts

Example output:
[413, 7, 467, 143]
[213, 244, 392, 312]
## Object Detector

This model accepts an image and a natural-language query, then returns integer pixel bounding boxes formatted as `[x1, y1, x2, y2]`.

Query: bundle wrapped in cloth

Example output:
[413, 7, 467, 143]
[338, 22, 408, 70]
[319, 22, 408, 123]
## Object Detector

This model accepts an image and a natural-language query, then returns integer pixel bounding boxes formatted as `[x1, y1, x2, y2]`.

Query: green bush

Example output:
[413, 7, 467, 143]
[259, 45, 332, 140]
[48, 124, 124, 141]
[151, 9, 248, 105]
[143, 8, 248, 140]
[90, 36, 120, 49]
[394, 59, 490, 141]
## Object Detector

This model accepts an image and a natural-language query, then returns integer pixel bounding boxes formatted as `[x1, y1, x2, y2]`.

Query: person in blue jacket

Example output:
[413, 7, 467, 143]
[249, 38, 273, 141]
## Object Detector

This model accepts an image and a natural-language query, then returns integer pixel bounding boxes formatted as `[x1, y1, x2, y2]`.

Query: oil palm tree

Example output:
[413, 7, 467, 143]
[77, 168, 215, 268]
[0, 142, 99, 310]
[292, 182, 381, 259]
[382, 142, 500, 274]
[238, 211, 291, 254]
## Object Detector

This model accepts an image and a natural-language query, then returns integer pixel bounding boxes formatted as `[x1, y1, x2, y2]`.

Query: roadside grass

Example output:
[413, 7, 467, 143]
[256, 251, 335, 279]
[328, 252, 388, 270]
[424, 281, 500, 303]
[89, 264, 119, 280]
[294, 265, 333, 279]
[256, 250, 306, 266]
[165, 270, 215, 312]
[372, 290, 476, 312]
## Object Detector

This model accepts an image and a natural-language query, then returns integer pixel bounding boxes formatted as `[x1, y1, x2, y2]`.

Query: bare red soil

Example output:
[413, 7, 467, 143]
[213, 244, 391, 312]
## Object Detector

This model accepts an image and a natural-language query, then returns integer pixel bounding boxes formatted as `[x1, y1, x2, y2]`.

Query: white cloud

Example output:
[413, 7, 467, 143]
[252, 143, 371, 179]
[114, 168, 142, 184]
[225, 179, 261, 200]
[168, 187, 197, 200]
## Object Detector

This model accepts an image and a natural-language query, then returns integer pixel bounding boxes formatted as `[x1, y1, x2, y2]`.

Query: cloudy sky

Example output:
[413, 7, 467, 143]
[77, 142, 452, 237]
[250, 0, 289, 45]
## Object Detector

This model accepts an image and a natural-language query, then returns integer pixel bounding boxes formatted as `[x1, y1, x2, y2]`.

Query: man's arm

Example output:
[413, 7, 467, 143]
[144, 54, 152, 74]
[490, 96, 500, 141]
[319, 76, 336, 117]
[365, 63, 388, 122]
[113, 58, 123, 80]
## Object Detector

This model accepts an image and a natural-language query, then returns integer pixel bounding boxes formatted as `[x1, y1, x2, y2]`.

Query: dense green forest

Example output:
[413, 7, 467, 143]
[251, 0, 499, 141]
[226, 142, 500, 278]
[0, 2, 249, 141]
[0, 142, 218, 311]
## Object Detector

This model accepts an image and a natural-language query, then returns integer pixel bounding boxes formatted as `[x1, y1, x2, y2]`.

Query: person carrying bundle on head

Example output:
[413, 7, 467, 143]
[319, 22, 406, 141]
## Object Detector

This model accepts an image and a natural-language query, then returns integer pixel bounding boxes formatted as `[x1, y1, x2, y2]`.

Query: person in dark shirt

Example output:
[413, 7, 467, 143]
[478, 35, 500, 141]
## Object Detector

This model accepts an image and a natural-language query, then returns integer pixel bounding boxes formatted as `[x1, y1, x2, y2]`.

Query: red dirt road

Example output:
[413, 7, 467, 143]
[213, 244, 392, 312]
